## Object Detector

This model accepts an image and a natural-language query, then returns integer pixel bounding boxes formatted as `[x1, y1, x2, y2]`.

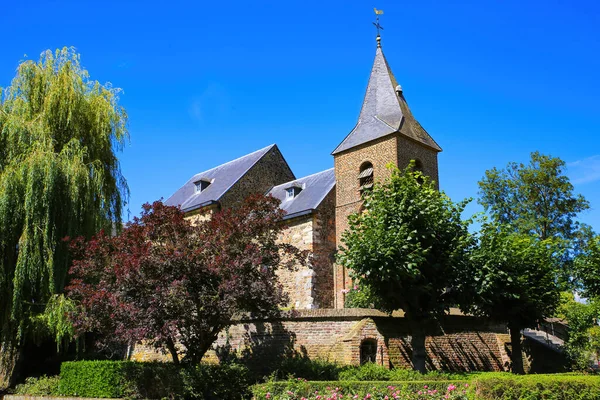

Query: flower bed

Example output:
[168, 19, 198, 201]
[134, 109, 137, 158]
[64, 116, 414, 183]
[252, 379, 470, 399]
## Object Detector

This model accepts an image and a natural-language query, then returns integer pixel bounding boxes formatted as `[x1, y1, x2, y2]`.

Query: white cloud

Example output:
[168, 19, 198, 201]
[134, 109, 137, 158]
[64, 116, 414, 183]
[568, 155, 600, 185]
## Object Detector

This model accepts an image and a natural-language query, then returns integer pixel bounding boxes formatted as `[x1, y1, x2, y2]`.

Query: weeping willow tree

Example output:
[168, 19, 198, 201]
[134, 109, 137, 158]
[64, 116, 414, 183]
[0, 47, 128, 387]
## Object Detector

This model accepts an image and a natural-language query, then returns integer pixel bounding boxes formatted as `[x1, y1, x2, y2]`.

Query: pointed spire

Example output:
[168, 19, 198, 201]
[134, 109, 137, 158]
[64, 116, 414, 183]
[332, 41, 441, 155]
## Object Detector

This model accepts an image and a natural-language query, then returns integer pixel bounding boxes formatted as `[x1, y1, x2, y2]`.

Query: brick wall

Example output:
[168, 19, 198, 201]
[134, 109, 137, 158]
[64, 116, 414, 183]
[396, 136, 439, 189]
[311, 190, 336, 309]
[219, 145, 295, 209]
[333, 135, 398, 308]
[128, 310, 511, 372]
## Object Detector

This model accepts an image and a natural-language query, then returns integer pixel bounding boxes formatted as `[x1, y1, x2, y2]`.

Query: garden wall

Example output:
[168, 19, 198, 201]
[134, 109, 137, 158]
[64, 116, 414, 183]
[131, 309, 511, 372]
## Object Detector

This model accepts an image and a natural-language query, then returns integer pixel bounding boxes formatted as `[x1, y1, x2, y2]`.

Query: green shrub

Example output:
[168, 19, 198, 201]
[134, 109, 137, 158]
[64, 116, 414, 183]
[339, 363, 391, 381]
[473, 373, 600, 400]
[13, 375, 60, 396]
[252, 379, 470, 399]
[273, 356, 340, 381]
[59, 360, 125, 398]
[181, 363, 251, 399]
[58, 360, 251, 399]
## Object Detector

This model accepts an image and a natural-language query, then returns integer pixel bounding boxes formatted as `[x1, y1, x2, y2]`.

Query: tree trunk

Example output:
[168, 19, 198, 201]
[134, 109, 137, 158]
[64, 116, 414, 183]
[0, 341, 22, 391]
[165, 337, 180, 365]
[409, 320, 427, 374]
[509, 323, 525, 374]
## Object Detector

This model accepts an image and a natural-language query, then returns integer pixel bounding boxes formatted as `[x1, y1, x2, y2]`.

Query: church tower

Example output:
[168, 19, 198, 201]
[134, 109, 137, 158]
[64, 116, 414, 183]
[332, 34, 442, 308]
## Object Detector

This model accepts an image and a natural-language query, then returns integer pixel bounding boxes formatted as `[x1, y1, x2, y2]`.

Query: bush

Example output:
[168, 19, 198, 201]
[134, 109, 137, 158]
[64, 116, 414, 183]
[273, 356, 340, 381]
[181, 363, 251, 399]
[252, 379, 470, 399]
[13, 375, 60, 396]
[59, 360, 124, 398]
[58, 360, 251, 399]
[339, 363, 391, 381]
[473, 373, 600, 400]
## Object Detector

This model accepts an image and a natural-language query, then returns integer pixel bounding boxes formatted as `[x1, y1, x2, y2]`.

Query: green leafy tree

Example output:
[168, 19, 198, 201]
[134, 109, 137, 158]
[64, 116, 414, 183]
[478, 152, 590, 287]
[465, 224, 560, 374]
[478, 151, 589, 240]
[556, 292, 600, 370]
[0, 48, 128, 387]
[337, 165, 474, 373]
[575, 235, 600, 299]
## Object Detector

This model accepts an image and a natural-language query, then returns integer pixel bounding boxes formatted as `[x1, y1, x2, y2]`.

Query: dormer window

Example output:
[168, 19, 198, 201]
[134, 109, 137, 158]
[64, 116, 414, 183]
[359, 162, 374, 193]
[286, 186, 302, 200]
[194, 179, 211, 194]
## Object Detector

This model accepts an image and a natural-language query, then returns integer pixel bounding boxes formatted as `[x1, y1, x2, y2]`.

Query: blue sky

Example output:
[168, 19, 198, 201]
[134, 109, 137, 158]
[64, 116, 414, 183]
[2, 0, 599, 232]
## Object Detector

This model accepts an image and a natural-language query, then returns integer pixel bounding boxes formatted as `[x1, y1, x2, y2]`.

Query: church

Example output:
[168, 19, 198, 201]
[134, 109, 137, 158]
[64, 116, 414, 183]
[164, 33, 441, 311]
[133, 33, 556, 372]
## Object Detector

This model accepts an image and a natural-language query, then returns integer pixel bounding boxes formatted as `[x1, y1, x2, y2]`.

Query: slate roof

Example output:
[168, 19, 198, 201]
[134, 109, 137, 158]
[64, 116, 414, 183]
[165, 144, 279, 212]
[332, 45, 442, 155]
[267, 168, 335, 220]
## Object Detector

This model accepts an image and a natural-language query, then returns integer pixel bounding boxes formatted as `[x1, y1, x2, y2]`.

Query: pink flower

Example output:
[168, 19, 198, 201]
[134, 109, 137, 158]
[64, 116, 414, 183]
[354, 285, 359, 290]
[265, 393, 271, 399]
[447, 384, 456, 391]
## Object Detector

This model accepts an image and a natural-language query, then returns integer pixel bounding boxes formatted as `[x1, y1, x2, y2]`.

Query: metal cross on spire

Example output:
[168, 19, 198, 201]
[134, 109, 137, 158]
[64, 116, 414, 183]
[373, 8, 384, 47]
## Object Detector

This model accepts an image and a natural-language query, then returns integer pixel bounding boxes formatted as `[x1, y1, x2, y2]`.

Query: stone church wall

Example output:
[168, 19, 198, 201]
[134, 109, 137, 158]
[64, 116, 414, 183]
[219, 145, 295, 209]
[276, 190, 336, 310]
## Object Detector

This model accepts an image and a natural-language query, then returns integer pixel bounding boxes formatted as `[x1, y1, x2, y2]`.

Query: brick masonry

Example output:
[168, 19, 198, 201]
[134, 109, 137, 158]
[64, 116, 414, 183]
[333, 133, 439, 308]
[131, 309, 510, 372]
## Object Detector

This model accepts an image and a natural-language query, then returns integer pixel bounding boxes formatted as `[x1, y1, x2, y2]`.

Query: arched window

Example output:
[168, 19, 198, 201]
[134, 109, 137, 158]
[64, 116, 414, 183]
[358, 162, 374, 193]
[360, 338, 377, 365]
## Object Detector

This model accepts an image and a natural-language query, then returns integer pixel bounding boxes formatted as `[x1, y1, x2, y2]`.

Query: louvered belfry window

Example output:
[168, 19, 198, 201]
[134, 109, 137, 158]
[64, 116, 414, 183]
[359, 162, 374, 193]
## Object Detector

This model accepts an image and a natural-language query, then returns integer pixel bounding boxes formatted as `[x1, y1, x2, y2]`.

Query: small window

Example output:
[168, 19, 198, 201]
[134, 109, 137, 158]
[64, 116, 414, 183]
[359, 162, 374, 193]
[194, 179, 211, 193]
[360, 338, 378, 365]
[286, 186, 302, 200]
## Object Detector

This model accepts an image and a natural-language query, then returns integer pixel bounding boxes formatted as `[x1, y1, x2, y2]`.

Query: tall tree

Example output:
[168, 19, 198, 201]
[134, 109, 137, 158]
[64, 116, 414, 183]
[478, 151, 590, 288]
[478, 151, 589, 241]
[0, 48, 128, 387]
[465, 223, 560, 374]
[337, 165, 474, 373]
[67, 196, 303, 364]
[574, 235, 600, 299]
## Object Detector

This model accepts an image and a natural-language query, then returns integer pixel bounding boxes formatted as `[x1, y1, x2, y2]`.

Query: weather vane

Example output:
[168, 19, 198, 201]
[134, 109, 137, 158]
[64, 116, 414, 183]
[373, 8, 384, 47]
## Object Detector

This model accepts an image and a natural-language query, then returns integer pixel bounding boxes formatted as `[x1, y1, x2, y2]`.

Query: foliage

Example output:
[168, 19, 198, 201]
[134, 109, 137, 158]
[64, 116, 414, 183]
[478, 151, 589, 241]
[58, 360, 250, 399]
[339, 363, 392, 381]
[272, 356, 341, 381]
[67, 196, 303, 364]
[27, 294, 77, 351]
[472, 373, 600, 400]
[343, 284, 381, 309]
[556, 292, 600, 370]
[337, 164, 474, 372]
[0, 47, 128, 386]
[464, 223, 560, 373]
[252, 378, 470, 399]
[59, 360, 124, 398]
[575, 235, 600, 299]
[12, 375, 60, 396]
[180, 362, 251, 399]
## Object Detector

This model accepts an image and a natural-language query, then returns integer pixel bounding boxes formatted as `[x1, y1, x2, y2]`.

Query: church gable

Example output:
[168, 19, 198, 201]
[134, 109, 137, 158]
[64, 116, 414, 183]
[165, 144, 294, 213]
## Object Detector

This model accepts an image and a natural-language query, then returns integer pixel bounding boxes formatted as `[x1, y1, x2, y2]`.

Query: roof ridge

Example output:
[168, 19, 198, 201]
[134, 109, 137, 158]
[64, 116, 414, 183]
[272, 168, 334, 188]
[191, 144, 275, 179]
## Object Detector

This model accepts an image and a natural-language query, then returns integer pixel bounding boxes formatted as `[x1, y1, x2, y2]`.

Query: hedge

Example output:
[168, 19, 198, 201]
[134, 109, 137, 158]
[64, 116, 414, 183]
[472, 373, 600, 400]
[251, 379, 470, 399]
[58, 360, 251, 399]
[252, 374, 600, 400]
